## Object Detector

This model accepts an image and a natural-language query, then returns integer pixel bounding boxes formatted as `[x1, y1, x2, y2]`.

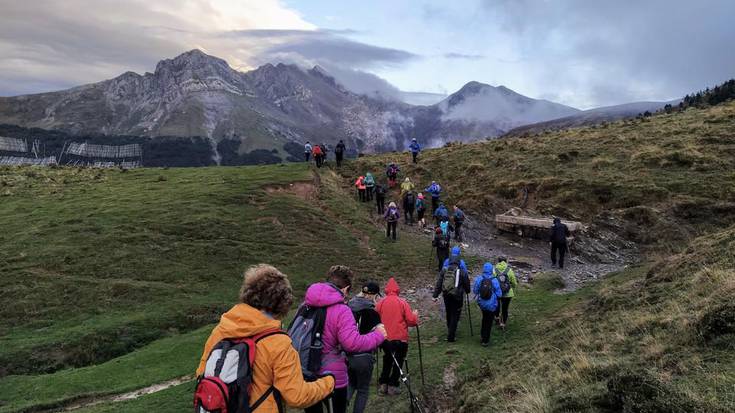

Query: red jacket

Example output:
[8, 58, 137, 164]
[376, 278, 418, 342]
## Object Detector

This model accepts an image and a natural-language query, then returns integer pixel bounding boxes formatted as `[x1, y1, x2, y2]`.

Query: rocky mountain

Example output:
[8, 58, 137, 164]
[0, 50, 582, 163]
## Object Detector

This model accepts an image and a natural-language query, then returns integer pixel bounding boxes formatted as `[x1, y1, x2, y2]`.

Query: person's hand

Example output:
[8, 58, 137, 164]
[375, 324, 388, 338]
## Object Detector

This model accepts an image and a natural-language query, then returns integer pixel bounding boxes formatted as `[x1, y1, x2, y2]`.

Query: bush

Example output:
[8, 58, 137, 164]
[698, 302, 735, 348]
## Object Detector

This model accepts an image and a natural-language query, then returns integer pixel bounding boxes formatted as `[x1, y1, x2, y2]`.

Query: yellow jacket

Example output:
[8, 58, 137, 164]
[196, 304, 334, 412]
[400, 180, 415, 195]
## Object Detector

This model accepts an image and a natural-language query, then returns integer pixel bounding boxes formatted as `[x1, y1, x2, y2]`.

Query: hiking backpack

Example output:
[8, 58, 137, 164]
[287, 305, 328, 381]
[194, 329, 286, 413]
[479, 278, 494, 300]
[496, 268, 512, 294]
[375, 185, 385, 197]
[436, 234, 449, 250]
[442, 260, 462, 298]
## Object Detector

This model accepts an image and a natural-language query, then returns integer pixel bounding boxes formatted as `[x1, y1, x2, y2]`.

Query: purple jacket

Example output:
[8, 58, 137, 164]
[304, 283, 384, 389]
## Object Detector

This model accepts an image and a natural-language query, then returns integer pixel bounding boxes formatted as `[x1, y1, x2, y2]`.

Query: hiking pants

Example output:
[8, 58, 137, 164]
[481, 308, 498, 344]
[412, 151, 418, 163]
[417, 209, 425, 223]
[444, 294, 463, 341]
[380, 340, 408, 388]
[405, 207, 414, 224]
[386, 221, 397, 240]
[366, 186, 374, 202]
[499, 297, 512, 325]
[431, 197, 439, 213]
[376, 196, 385, 214]
[336, 152, 343, 167]
[305, 387, 348, 413]
[358, 188, 366, 202]
[454, 222, 463, 242]
[437, 249, 449, 272]
[551, 241, 567, 268]
[348, 354, 374, 413]
[305, 152, 311, 162]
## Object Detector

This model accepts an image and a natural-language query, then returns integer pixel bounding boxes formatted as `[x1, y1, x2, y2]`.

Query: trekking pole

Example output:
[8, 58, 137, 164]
[415, 325, 425, 387]
[390, 351, 425, 413]
[466, 293, 474, 337]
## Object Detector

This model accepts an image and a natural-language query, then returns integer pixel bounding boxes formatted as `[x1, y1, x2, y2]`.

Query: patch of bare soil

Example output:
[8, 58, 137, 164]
[264, 181, 317, 201]
[59, 376, 192, 412]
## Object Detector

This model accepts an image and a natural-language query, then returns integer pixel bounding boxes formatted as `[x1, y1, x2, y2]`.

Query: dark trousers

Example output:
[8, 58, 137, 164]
[348, 354, 374, 413]
[431, 197, 439, 213]
[379, 340, 408, 387]
[481, 308, 497, 344]
[315, 155, 323, 168]
[443, 294, 463, 341]
[404, 208, 414, 224]
[336, 153, 343, 167]
[386, 221, 397, 240]
[551, 241, 567, 268]
[417, 209, 425, 223]
[437, 249, 449, 272]
[305, 152, 311, 162]
[376, 197, 385, 214]
[499, 297, 512, 325]
[365, 187, 373, 201]
[412, 152, 418, 163]
[454, 222, 463, 242]
[305, 387, 348, 413]
[358, 189, 366, 202]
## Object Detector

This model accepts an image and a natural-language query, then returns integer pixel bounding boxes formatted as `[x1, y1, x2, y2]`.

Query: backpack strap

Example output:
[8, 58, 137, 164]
[246, 330, 287, 412]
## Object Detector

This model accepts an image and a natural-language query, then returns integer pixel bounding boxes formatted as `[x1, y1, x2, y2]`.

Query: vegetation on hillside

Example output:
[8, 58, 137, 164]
[665, 78, 735, 113]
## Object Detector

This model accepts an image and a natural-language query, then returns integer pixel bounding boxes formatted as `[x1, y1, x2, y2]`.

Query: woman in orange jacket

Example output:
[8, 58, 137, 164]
[355, 176, 367, 202]
[196, 264, 334, 412]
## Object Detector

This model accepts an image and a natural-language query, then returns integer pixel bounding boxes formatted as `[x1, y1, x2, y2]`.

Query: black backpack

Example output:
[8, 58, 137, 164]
[194, 329, 286, 413]
[496, 268, 512, 294]
[287, 305, 328, 381]
[436, 234, 449, 250]
[479, 278, 494, 300]
[441, 260, 463, 298]
[375, 185, 385, 196]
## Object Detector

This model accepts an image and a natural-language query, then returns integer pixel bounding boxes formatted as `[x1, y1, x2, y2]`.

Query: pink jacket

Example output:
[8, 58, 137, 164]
[304, 283, 384, 388]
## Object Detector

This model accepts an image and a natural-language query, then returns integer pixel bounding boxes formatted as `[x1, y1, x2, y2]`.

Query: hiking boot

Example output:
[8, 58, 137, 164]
[388, 386, 402, 396]
[481, 341, 489, 347]
[499, 323, 506, 331]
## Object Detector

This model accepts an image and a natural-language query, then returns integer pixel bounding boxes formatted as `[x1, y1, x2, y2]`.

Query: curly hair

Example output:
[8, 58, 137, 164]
[326, 265, 354, 290]
[239, 264, 294, 319]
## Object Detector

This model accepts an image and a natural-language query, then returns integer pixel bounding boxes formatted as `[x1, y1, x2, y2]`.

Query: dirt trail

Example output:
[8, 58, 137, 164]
[58, 376, 192, 412]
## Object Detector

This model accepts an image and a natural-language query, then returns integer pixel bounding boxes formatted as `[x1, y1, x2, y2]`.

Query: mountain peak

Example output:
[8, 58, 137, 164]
[154, 49, 231, 75]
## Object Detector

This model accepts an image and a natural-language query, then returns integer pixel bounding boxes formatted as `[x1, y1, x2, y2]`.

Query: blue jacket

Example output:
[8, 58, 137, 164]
[442, 247, 468, 272]
[434, 205, 449, 219]
[473, 263, 502, 312]
[425, 183, 441, 198]
[409, 141, 421, 153]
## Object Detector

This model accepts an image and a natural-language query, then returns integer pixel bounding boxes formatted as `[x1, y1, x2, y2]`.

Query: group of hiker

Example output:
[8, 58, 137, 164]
[195, 264, 420, 413]
[304, 138, 423, 170]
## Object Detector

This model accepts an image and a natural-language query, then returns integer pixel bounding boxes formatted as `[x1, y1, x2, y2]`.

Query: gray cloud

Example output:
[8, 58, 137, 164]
[443, 53, 485, 60]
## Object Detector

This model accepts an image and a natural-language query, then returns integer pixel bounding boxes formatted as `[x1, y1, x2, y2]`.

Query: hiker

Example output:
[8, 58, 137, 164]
[195, 264, 335, 413]
[347, 282, 383, 413]
[424, 181, 442, 213]
[432, 247, 470, 342]
[433, 203, 450, 227]
[408, 138, 421, 164]
[375, 183, 386, 214]
[312, 144, 324, 168]
[386, 162, 400, 188]
[549, 217, 570, 269]
[376, 278, 419, 396]
[416, 193, 427, 228]
[473, 263, 502, 347]
[432, 226, 451, 272]
[305, 141, 313, 162]
[299, 266, 387, 413]
[319, 144, 329, 166]
[384, 202, 400, 241]
[403, 191, 416, 225]
[355, 176, 367, 202]
[452, 205, 465, 242]
[400, 177, 415, 196]
[364, 173, 376, 202]
[335, 140, 346, 167]
[494, 257, 518, 330]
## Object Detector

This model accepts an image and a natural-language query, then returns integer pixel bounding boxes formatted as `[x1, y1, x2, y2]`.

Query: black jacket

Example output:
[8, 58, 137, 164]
[335, 142, 345, 154]
[550, 221, 570, 244]
[432, 258, 470, 299]
[348, 296, 381, 355]
[432, 232, 451, 253]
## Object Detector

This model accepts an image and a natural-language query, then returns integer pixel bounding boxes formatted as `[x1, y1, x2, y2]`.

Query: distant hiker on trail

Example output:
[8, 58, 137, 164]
[425, 181, 442, 213]
[384, 202, 400, 241]
[433, 203, 450, 226]
[433, 246, 470, 342]
[312, 144, 324, 168]
[335, 140, 346, 167]
[452, 205, 465, 242]
[305, 141, 313, 162]
[347, 282, 382, 413]
[473, 263, 502, 347]
[403, 191, 416, 225]
[320, 144, 329, 166]
[408, 138, 421, 164]
[295, 266, 387, 413]
[363, 173, 376, 202]
[494, 257, 518, 330]
[355, 176, 367, 202]
[386, 162, 400, 188]
[195, 264, 334, 413]
[400, 177, 415, 196]
[376, 278, 419, 396]
[432, 226, 451, 272]
[550, 217, 570, 269]
[375, 183, 386, 214]
[416, 193, 427, 228]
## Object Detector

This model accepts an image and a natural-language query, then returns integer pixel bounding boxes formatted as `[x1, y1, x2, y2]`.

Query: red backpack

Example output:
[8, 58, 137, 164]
[194, 329, 286, 413]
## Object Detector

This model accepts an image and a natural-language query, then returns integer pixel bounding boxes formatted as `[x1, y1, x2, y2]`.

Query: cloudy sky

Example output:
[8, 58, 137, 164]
[1, 0, 733, 109]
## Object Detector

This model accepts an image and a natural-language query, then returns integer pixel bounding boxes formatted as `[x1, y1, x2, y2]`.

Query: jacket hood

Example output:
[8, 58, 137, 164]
[483, 263, 494, 276]
[304, 282, 345, 307]
[366, 173, 373, 179]
[451, 246, 461, 257]
[404, 178, 410, 183]
[384, 277, 400, 296]
[214, 303, 281, 338]
[553, 217, 561, 225]
[348, 296, 375, 313]
[495, 261, 508, 272]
